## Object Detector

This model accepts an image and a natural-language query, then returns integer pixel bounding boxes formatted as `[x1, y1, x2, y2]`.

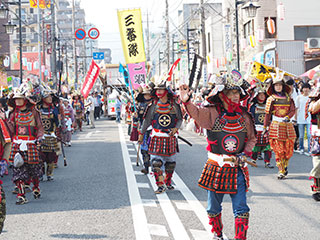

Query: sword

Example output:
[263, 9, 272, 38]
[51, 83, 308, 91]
[136, 144, 140, 166]
[177, 135, 192, 146]
[223, 157, 257, 168]
[161, 130, 193, 147]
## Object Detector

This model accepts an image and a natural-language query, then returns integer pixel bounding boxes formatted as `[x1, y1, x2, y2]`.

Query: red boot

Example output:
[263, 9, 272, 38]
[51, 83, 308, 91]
[208, 213, 223, 239]
[234, 213, 249, 240]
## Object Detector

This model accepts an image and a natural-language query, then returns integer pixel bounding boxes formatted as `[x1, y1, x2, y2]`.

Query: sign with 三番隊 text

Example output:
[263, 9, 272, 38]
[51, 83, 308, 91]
[117, 9, 146, 64]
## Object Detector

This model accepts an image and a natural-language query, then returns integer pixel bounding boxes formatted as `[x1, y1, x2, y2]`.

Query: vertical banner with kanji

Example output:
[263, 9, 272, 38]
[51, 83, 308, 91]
[127, 62, 146, 89]
[117, 9, 146, 64]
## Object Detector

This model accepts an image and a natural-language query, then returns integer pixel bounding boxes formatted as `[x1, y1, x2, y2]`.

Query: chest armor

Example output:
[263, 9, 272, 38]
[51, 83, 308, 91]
[74, 102, 82, 113]
[254, 103, 265, 126]
[152, 102, 177, 130]
[272, 96, 290, 117]
[40, 107, 56, 134]
[15, 110, 36, 138]
[207, 112, 247, 155]
[64, 108, 71, 118]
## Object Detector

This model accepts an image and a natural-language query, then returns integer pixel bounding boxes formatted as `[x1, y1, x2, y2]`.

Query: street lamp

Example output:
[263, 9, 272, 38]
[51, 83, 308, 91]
[235, 0, 260, 71]
[0, 4, 8, 19]
[3, 20, 16, 35]
[242, 2, 261, 18]
[0, 0, 23, 84]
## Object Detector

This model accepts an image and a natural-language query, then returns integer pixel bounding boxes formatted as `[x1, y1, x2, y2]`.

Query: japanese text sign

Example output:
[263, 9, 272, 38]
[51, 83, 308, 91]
[117, 9, 146, 64]
[127, 62, 146, 89]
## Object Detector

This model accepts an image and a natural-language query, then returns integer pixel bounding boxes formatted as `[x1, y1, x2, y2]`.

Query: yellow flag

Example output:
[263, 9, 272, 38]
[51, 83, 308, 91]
[29, 0, 50, 9]
[250, 61, 297, 82]
[29, 0, 37, 8]
[250, 61, 273, 82]
[117, 9, 146, 64]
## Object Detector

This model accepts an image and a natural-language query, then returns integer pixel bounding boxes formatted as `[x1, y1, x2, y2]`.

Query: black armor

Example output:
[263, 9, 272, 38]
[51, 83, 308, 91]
[207, 112, 247, 155]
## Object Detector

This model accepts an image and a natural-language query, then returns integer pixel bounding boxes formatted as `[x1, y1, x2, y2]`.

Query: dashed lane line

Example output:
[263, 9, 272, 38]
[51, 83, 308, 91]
[118, 124, 152, 240]
[133, 143, 190, 240]
[133, 138, 230, 240]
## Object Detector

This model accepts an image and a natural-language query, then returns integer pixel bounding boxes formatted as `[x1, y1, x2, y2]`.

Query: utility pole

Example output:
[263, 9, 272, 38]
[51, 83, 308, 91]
[235, 0, 240, 71]
[51, 0, 57, 85]
[37, 0, 42, 85]
[146, 10, 150, 62]
[72, 0, 78, 89]
[65, 43, 68, 82]
[200, 0, 207, 86]
[42, 9, 46, 82]
[18, 0, 23, 83]
[172, 34, 175, 64]
[165, 0, 170, 70]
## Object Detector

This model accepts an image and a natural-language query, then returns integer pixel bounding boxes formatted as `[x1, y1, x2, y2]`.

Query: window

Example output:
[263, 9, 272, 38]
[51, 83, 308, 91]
[30, 8, 34, 14]
[264, 17, 277, 39]
[294, 26, 320, 41]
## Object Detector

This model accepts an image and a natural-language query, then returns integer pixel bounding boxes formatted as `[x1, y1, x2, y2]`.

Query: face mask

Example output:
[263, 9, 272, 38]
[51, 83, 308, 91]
[156, 90, 167, 98]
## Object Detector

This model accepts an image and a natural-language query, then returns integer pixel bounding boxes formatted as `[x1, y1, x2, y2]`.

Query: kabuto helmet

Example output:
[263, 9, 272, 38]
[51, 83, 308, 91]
[206, 70, 250, 104]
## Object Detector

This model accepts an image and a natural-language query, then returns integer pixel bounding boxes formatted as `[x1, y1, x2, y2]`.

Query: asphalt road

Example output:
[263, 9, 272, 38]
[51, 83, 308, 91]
[0, 118, 319, 240]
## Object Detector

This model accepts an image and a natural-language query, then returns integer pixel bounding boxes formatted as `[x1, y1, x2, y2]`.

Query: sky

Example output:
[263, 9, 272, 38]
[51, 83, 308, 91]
[80, 0, 202, 64]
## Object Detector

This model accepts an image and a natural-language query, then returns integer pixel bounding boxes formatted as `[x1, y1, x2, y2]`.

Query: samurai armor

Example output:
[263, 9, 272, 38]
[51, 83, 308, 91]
[148, 135, 177, 157]
[198, 159, 250, 194]
[0, 183, 5, 233]
[40, 136, 59, 152]
[9, 142, 40, 165]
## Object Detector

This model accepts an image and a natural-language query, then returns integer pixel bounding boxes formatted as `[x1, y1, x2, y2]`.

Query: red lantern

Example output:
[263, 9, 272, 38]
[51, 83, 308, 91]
[267, 17, 276, 35]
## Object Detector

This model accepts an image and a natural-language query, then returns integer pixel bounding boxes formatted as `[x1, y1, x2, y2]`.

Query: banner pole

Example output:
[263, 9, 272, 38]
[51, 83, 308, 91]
[127, 64, 137, 112]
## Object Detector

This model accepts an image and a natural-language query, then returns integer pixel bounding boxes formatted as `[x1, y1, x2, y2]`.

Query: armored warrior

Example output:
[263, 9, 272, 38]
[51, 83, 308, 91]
[72, 93, 84, 132]
[62, 98, 74, 147]
[307, 77, 320, 201]
[5, 88, 44, 205]
[38, 90, 60, 181]
[0, 98, 10, 176]
[136, 86, 153, 174]
[139, 80, 182, 194]
[179, 71, 256, 240]
[249, 82, 274, 168]
[263, 69, 296, 179]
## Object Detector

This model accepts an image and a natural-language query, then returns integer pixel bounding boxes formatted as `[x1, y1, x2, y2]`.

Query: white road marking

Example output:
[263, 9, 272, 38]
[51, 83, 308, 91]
[190, 229, 211, 240]
[137, 183, 150, 188]
[85, 132, 93, 139]
[174, 201, 191, 211]
[118, 124, 152, 240]
[172, 172, 213, 235]
[134, 171, 144, 175]
[134, 143, 190, 240]
[129, 154, 137, 158]
[133, 140, 230, 240]
[147, 224, 169, 237]
[142, 199, 158, 207]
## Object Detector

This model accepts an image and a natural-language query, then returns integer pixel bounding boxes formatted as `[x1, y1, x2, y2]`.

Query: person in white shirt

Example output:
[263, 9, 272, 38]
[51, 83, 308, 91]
[86, 92, 95, 128]
[295, 83, 311, 156]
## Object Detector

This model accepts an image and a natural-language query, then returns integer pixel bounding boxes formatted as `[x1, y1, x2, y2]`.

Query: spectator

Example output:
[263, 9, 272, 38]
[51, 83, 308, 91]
[93, 92, 101, 120]
[295, 83, 311, 156]
[115, 95, 123, 123]
[86, 92, 95, 128]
